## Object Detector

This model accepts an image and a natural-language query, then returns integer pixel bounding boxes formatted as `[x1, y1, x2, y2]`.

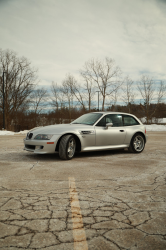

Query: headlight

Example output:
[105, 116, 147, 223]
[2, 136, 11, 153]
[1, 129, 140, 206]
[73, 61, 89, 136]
[34, 134, 54, 140]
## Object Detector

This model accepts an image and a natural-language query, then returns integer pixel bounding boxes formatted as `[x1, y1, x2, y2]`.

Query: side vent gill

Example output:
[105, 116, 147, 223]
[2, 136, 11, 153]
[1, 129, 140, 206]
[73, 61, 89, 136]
[80, 131, 95, 135]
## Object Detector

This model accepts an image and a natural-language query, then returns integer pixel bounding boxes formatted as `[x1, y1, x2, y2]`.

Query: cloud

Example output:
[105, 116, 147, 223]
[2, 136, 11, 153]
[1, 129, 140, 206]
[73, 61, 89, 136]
[0, 0, 165, 87]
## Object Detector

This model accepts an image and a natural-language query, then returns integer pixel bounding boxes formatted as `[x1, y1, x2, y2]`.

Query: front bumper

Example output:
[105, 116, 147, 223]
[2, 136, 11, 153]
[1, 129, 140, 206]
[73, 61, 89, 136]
[23, 135, 59, 154]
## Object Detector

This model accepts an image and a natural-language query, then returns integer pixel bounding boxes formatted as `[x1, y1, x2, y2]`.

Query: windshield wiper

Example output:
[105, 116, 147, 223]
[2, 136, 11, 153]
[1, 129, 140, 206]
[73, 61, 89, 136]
[72, 123, 92, 125]
[72, 123, 83, 124]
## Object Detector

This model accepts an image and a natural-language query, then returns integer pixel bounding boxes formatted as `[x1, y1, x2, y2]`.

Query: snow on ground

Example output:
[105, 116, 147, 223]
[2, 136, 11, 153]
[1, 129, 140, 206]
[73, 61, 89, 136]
[0, 125, 166, 135]
[140, 117, 166, 123]
[146, 124, 166, 131]
[0, 130, 29, 135]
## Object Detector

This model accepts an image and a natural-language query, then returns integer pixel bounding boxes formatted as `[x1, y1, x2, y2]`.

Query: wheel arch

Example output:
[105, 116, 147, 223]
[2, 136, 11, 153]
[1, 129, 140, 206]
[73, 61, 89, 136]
[130, 131, 146, 144]
[55, 133, 81, 152]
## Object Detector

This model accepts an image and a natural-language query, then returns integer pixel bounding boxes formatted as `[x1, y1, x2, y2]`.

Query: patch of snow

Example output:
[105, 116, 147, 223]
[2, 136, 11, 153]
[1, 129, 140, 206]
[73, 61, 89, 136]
[146, 124, 166, 131]
[140, 117, 166, 124]
[17, 130, 29, 135]
[0, 130, 28, 136]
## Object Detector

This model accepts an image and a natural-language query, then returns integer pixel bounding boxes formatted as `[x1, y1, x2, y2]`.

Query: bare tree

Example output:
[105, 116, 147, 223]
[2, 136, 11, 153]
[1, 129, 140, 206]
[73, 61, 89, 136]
[137, 75, 166, 124]
[80, 70, 96, 111]
[30, 88, 48, 115]
[121, 76, 135, 113]
[61, 76, 74, 122]
[107, 87, 119, 111]
[80, 57, 122, 110]
[29, 88, 48, 126]
[51, 82, 60, 111]
[0, 48, 38, 129]
[51, 82, 65, 123]
[64, 74, 87, 111]
[157, 80, 166, 103]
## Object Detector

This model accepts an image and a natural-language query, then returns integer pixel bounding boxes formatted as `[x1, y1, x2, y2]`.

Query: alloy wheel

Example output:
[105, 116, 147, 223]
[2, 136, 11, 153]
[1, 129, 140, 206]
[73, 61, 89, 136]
[133, 135, 144, 152]
[67, 138, 76, 158]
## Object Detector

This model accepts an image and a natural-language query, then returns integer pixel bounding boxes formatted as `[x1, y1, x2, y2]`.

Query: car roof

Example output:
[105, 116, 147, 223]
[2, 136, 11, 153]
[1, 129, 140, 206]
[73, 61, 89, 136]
[91, 111, 135, 116]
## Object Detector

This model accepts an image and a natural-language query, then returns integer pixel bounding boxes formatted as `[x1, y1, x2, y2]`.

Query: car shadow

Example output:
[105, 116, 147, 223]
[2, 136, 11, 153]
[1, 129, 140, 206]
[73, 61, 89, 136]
[25, 148, 130, 162]
[74, 148, 130, 159]
[2, 148, 130, 163]
[22, 152, 62, 162]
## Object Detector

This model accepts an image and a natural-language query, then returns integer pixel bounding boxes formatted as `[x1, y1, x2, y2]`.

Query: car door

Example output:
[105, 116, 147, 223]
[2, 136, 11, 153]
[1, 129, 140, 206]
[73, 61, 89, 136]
[95, 114, 126, 146]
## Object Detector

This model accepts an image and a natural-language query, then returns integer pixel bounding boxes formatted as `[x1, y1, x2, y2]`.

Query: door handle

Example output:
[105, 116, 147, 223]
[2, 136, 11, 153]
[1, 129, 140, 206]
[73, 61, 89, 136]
[119, 130, 124, 132]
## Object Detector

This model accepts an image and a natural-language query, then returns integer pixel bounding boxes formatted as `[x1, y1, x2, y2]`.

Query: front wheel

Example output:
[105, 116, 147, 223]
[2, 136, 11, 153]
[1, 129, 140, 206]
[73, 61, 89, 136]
[59, 135, 76, 160]
[128, 133, 145, 153]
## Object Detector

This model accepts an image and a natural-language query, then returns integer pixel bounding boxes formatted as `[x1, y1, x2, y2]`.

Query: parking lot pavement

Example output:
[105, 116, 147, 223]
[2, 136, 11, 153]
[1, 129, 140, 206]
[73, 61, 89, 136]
[0, 132, 166, 250]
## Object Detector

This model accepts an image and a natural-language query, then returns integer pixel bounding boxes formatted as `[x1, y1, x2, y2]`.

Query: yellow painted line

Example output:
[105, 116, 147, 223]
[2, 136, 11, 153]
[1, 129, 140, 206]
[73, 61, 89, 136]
[69, 177, 88, 250]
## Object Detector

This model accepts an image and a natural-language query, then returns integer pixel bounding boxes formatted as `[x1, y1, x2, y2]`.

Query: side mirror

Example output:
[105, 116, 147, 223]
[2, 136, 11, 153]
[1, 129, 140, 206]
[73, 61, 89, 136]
[105, 122, 113, 129]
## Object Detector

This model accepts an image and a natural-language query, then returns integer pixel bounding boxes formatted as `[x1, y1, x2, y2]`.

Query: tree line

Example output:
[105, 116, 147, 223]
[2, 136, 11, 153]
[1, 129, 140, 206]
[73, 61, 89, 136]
[0, 48, 166, 130]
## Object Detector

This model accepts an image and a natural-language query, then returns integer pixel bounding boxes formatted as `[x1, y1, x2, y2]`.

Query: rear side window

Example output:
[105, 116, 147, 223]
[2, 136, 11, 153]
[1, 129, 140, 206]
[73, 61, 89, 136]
[123, 115, 140, 126]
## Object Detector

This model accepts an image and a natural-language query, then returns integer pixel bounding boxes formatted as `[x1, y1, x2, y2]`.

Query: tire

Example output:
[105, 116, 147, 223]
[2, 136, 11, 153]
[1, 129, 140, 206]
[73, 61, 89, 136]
[59, 135, 76, 160]
[128, 133, 145, 153]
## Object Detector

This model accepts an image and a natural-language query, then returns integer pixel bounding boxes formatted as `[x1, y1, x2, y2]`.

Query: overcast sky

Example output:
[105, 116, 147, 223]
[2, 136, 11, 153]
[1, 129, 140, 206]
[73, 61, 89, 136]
[0, 0, 166, 88]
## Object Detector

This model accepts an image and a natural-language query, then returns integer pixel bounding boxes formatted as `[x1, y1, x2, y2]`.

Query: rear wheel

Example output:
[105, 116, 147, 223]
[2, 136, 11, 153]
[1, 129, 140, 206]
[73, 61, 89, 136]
[128, 133, 145, 153]
[59, 135, 76, 160]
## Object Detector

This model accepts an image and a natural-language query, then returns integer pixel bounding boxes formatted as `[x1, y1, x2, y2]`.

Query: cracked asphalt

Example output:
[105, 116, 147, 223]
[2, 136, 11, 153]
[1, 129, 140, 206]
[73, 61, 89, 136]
[0, 132, 166, 250]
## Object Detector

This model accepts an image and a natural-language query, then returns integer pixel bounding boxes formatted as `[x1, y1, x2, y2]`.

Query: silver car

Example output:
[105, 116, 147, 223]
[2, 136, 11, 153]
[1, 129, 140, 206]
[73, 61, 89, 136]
[24, 112, 147, 160]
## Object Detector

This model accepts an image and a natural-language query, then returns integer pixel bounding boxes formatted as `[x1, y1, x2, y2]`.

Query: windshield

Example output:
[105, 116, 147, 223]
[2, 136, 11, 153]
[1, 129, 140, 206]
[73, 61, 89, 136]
[71, 113, 103, 125]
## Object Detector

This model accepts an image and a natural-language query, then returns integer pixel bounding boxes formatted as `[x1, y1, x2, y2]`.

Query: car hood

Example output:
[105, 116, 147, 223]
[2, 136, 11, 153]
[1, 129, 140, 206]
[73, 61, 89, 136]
[30, 124, 94, 135]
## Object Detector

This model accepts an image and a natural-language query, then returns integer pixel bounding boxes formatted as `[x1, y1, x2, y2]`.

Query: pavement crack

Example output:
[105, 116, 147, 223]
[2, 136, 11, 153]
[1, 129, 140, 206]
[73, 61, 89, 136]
[29, 161, 38, 170]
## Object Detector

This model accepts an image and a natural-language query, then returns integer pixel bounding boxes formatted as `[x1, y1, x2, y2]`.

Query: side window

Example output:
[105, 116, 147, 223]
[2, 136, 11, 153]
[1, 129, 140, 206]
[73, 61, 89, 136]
[123, 115, 139, 126]
[107, 114, 123, 127]
[96, 114, 123, 127]
[96, 116, 106, 127]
